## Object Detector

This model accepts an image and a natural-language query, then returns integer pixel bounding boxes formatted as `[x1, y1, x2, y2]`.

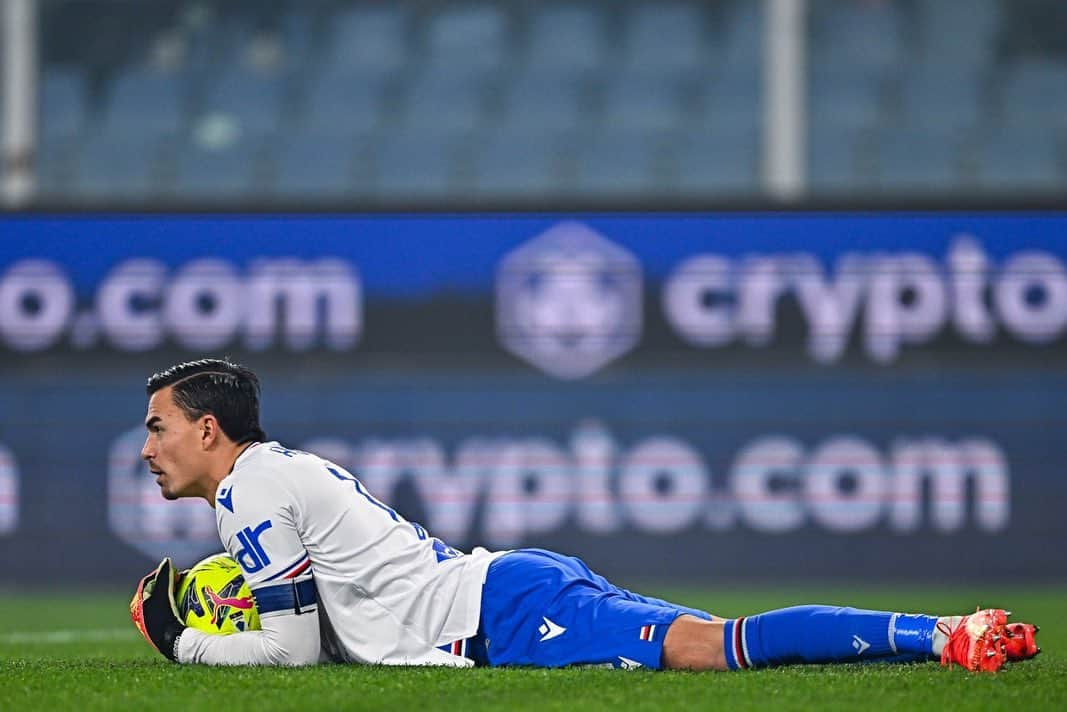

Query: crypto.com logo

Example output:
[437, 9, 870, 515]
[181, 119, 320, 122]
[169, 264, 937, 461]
[496, 222, 642, 379]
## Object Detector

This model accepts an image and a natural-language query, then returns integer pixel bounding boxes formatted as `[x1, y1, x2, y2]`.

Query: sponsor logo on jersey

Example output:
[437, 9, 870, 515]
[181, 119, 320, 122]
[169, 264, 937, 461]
[234, 519, 273, 573]
[432, 538, 462, 563]
[852, 635, 871, 655]
[618, 657, 643, 670]
[538, 616, 567, 642]
[216, 486, 235, 513]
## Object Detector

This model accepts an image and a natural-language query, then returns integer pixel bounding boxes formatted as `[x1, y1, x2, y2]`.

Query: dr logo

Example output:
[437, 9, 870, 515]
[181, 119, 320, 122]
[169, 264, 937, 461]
[234, 519, 273, 573]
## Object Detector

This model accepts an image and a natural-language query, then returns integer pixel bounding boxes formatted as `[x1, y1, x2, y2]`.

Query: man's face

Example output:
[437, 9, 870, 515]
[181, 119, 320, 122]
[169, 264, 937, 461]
[141, 386, 208, 500]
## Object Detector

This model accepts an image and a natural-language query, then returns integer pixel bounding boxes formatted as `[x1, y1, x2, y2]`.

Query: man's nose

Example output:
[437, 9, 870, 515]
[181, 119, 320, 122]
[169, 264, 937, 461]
[141, 434, 154, 461]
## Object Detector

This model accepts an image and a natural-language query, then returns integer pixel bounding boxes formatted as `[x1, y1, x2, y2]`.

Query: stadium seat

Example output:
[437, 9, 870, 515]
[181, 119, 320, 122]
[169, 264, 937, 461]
[29, 0, 1065, 204]
[498, 73, 592, 134]
[915, 0, 1000, 67]
[975, 132, 1063, 191]
[398, 71, 488, 136]
[301, 70, 391, 136]
[371, 131, 463, 198]
[35, 138, 79, 197]
[600, 72, 691, 133]
[721, 1, 762, 70]
[874, 129, 961, 191]
[810, 0, 902, 76]
[271, 131, 357, 198]
[570, 130, 665, 195]
[72, 133, 169, 199]
[896, 68, 982, 130]
[327, 5, 410, 76]
[809, 125, 868, 193]
[199, 65, 286, 136]
[470, 130, 567, 197]
[278, 8, 319, 67]
[700, 69, 762, 133]
[809, 70, 886, 131]
[423, 4, 508, 81]
[621, 2, 707, 74]
[102, 67, 187, 138]
[39, 68, 87, 140]
[671, 126, 760, 195]
[998, 59, 1067, 130]
[522, 4, 608, 76]
[171, 133, 262, 198]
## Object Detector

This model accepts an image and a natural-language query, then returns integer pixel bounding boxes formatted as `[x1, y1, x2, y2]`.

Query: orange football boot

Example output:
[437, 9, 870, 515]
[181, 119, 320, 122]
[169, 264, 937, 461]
[1003, 621, 1040, 661]
[939, 608, 1009, 673]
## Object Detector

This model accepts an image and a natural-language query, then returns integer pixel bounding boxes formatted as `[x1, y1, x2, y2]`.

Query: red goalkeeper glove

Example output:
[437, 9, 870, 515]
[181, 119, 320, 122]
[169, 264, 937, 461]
[129, 557, 186, 662]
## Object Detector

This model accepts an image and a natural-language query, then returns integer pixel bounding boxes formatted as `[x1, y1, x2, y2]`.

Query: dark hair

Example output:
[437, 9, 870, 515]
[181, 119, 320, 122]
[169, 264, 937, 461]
[146, 359, 267, 444]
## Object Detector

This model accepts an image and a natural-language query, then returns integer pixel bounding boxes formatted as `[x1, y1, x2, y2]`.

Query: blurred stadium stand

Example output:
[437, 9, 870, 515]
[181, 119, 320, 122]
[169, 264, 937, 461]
[23, 0, 1067, 201]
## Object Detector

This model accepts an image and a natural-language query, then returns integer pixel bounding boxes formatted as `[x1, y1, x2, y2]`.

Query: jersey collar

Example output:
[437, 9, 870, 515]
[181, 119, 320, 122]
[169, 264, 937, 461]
[231, 441, 262, 472]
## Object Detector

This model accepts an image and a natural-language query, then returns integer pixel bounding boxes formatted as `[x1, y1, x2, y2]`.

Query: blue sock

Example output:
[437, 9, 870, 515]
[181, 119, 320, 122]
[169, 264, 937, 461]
[722, 606, 938, 670]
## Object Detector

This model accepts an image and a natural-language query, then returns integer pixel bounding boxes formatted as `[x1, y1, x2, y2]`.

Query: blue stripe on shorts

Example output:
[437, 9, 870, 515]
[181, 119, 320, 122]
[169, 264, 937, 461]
[469, 548, 711, 670]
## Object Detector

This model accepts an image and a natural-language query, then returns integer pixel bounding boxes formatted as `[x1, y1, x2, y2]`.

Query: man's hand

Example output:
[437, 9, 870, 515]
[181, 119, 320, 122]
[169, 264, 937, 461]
[129, 557, 186, 662]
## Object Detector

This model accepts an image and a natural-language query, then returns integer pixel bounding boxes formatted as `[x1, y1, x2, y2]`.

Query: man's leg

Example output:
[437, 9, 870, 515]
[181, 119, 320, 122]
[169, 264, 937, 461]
[476, 551, 1039, 673]
[662, 605, 1039, 673]
[477, 549, 710, 670]
[660, 611, 925, 671]
[662, 615, 728, 670]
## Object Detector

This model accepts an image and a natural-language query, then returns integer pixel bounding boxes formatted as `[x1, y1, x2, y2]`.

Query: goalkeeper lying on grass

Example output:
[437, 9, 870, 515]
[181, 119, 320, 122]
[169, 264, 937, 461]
[131, 359, 1041, 673]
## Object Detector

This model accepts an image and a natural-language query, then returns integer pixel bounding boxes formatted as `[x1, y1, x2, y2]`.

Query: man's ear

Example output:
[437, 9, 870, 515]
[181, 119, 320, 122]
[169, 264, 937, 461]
[200, 414, 219, 449]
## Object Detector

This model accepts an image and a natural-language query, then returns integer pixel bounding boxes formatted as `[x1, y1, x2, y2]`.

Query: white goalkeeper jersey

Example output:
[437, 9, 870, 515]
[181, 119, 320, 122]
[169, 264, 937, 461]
[176, 441, 505, 667]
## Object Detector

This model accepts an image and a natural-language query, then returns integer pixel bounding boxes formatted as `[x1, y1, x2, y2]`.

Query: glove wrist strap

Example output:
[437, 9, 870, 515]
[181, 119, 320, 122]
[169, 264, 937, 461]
[169, 629, 184, 663]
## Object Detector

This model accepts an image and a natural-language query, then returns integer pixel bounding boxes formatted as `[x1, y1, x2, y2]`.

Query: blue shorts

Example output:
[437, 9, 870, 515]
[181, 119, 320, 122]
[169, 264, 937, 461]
[463, 549, 711, 670]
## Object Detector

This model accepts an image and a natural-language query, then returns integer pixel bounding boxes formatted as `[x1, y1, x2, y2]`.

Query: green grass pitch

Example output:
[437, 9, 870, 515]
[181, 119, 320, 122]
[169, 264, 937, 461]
[1, 585, 1064, 711]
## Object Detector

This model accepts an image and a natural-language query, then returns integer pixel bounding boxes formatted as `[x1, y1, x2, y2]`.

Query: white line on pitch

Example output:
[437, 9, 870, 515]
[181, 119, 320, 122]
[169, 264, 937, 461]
[0, 628, 135, 644]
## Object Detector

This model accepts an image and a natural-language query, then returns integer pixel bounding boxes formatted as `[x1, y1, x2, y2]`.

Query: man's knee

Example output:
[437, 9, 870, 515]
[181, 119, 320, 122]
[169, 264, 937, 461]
[661, 614, 728, 671]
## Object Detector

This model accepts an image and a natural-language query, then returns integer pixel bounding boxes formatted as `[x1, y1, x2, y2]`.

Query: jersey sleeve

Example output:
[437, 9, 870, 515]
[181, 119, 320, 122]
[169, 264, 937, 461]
[177, 610, 321, 666]
[176, 469, 320, 666]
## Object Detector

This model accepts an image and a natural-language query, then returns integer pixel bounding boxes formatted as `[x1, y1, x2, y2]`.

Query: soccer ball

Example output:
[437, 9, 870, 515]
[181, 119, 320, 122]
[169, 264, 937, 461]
[176, 553, 261, 634]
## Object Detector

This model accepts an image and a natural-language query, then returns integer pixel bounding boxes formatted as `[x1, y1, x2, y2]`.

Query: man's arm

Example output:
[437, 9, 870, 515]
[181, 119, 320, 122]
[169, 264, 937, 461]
[177, 606, 321, 666]
[178, 466, 322, 666]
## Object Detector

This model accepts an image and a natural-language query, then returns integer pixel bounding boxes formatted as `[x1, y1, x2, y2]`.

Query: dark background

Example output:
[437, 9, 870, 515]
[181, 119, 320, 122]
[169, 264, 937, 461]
[1, 212, 1065, 585]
